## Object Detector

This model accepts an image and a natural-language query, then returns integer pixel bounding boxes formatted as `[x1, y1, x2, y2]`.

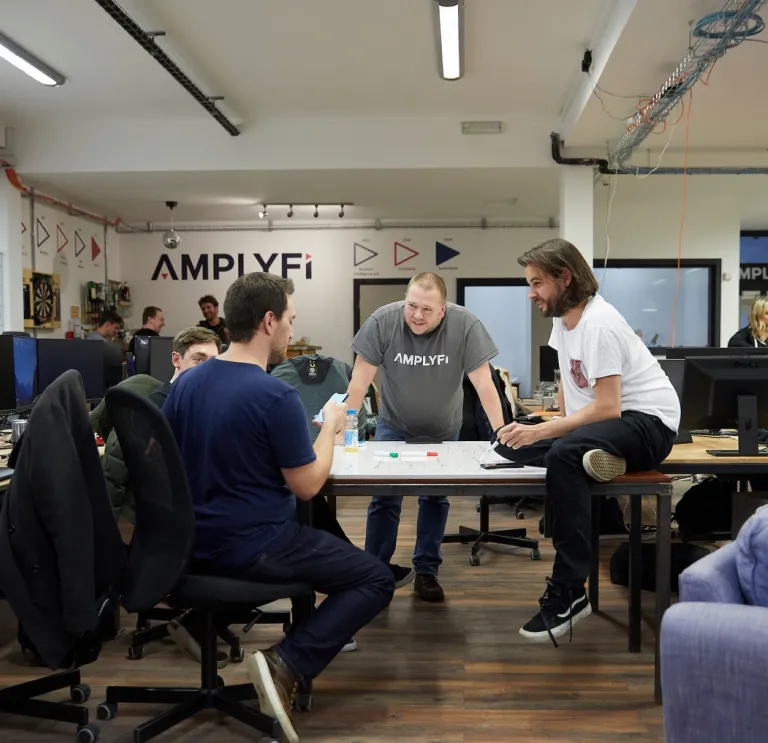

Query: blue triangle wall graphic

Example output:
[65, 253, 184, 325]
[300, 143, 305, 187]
[436, 241, 459, 266]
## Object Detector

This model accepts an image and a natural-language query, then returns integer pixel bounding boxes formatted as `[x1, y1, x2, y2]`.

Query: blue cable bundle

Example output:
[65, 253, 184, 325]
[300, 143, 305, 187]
[693, 1, 765, 45]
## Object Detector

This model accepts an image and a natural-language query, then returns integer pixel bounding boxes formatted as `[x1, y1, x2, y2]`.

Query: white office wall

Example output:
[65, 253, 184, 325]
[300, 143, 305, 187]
[21, 201, 122, 338]
[119, 228, 554, 363]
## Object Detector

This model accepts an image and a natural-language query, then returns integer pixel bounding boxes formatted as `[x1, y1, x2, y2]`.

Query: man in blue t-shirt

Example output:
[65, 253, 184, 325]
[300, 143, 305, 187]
[163, 273, 395, 743]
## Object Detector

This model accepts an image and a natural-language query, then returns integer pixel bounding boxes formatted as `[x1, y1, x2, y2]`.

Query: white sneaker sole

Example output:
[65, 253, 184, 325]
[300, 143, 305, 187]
[394, 568, 416, 590]
[341, 638, 358, 652]
[246, 651, 299, 743]
[583, 450, 627, 483]
[519, 602, 593, 642]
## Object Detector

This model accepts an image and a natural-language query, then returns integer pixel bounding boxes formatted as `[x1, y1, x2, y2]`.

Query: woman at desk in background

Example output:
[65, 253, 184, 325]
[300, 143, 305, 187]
[728, 298, 768, 348]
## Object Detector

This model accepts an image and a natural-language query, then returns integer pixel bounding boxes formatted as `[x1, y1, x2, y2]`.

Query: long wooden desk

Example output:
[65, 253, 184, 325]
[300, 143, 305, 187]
[660, 435, 768, 475]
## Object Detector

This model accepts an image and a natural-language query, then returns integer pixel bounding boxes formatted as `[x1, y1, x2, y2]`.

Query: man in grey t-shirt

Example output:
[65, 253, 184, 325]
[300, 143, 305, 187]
[346, 272, 504, 602]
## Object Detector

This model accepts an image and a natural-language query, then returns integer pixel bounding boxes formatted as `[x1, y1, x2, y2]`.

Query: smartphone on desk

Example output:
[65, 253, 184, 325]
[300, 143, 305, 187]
[313, 393, 349, 424]
[480, 461, 524, 469]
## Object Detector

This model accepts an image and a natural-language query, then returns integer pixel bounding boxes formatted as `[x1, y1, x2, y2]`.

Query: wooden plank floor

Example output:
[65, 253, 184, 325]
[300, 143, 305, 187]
[0, 496, 665, 742]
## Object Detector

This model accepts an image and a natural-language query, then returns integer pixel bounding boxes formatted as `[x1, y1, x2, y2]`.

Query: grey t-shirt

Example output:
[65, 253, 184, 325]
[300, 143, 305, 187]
[351, 301, 498, 440]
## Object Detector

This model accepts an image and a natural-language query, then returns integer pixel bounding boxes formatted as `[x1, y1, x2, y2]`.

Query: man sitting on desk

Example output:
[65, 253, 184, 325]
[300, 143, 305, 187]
[495, 239, 679, 645]
[346, 271, 504, 602]
[163, 272, 394, 743]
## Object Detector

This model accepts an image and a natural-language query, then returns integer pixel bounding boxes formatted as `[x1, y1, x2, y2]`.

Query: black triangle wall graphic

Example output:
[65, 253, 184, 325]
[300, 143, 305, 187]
[74, 231, 86, 257]
[36, 218, 50, 248]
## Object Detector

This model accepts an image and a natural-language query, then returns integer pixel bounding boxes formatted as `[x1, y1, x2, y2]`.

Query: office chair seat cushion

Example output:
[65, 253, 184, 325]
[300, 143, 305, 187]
[735, 504, 768, 608]
[172, 574, 313, 607]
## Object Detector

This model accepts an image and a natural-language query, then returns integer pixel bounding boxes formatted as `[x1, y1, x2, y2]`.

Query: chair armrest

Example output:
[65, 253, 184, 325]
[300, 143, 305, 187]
[661, 602, 768, 743]
[679, 542, 744, 604]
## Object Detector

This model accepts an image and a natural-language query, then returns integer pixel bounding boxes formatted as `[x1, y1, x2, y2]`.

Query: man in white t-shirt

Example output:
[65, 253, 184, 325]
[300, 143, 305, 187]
[495, 238, 680, 646]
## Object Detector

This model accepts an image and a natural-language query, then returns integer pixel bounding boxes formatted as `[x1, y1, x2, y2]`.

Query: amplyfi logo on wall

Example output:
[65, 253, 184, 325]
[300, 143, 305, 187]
[151, 252, 313, 281]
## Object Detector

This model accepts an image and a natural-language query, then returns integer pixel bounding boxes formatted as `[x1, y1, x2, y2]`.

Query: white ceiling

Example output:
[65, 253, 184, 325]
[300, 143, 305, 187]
[1, 0, 767, 222]
[26, 167, 560, 223]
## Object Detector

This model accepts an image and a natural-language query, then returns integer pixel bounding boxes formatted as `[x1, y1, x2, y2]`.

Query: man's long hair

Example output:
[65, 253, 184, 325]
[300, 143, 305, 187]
[518, 238, 598, 315]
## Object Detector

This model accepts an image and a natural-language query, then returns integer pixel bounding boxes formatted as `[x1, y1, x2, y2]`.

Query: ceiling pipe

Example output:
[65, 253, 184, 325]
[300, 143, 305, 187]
[550, 132, 768, 176]
[1, 162, 130, 228]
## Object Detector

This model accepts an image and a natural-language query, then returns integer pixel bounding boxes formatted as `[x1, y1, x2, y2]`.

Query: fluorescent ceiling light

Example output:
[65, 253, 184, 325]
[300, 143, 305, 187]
[0, 30, 65, 86]
[435, 0, 463, 81]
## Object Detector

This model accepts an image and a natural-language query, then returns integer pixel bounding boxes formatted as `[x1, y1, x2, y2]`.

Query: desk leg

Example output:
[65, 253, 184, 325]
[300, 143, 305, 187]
[327, 494, 337, 517]
[588, 497, 601, 612]
[654, 493, 672, 705]
[628, 494, 642, 653]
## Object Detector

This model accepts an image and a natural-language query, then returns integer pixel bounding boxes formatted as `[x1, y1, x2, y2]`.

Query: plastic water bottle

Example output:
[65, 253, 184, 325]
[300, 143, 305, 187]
[344, 409, 358, 452]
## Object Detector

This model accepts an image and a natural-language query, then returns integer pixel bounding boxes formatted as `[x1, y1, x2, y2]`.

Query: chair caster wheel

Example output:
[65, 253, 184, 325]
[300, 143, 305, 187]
[135, 619, 151, 632]
[230, 645, 245, 663]
[216, 675, 226, 689]
[516, 511, 525, 519]
[76, 723, 99, 743]
[530, 549, 541, 561]
[293, 693, 313, 711]
[96, 702, 117, 721]
[475, 503, 481, 513]
[469, 554, 480, 566]
[70, 684, 91, 703]
[127, 645, 144, 660]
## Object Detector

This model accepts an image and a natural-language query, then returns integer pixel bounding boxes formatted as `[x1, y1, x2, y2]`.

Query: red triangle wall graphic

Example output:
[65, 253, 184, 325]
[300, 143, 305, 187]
[56, 225, 68, 252]
[91, 237, 101, 261]
[394, 241, 418, 266]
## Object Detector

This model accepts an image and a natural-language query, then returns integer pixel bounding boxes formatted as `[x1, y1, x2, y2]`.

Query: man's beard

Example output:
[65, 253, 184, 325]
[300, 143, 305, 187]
[539, 289, 569, 318]
[268, 344, 288, 365]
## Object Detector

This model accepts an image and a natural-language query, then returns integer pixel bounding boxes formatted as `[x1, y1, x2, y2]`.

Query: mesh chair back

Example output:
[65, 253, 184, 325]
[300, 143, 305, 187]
[105, 386, 194, 612]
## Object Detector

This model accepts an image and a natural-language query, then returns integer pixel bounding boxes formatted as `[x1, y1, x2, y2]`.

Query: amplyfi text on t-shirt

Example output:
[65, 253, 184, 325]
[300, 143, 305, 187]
[393, 353, 449, 366]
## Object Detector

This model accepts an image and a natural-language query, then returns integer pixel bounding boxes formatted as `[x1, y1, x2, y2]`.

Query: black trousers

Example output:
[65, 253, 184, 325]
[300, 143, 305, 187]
[502, 411, 675, 588]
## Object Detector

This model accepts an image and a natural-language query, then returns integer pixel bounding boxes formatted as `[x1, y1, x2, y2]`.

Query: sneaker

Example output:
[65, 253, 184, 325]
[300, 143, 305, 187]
[341, 638, 358, 652]
[519, 578, 592, 647]
[389, 563, 416, 589]
[167, 618, 230, 669]
[414, 573, 445, 603]
[583, 449, 627, 482]
[247, 648, 299, 743]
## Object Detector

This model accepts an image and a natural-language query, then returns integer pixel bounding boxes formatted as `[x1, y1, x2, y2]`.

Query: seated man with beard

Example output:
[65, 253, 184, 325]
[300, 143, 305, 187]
[162, 272, 395, 743]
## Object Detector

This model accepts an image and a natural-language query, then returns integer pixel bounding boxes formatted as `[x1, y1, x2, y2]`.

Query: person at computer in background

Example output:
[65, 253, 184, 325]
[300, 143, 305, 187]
[345, 271, 504, 603]
[728, 297, 768, 348]
[93, 326, 222, 524]
[86, 309, 123, 341]
[493, 238, 680, 646]
[198, 294, 230, 346]
[163, 272, 395, 743]
[128, 305, 166, 355]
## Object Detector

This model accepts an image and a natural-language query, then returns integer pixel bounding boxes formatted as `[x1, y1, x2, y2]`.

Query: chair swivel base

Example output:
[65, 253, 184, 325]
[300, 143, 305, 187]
[98, 682, 277, 743]
[443, 525, 541, 565]
[0, 668, 99, 742]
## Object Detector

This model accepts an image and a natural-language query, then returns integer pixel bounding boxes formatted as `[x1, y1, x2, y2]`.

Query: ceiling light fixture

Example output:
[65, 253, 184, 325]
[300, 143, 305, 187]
[434, 0, 463, 81]
[258, 204, 268, 218]
[0, 30, 65, 86]
[287, 205, 294, 218]
[313, 205, 319, 219]
[339, 205, 345, 218]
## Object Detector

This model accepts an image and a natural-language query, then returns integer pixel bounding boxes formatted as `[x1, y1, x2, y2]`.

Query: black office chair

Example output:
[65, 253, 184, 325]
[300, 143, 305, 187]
[0, 370, 126, 743]
[95, 386, 314, 743]
[443, 365, 541, 563]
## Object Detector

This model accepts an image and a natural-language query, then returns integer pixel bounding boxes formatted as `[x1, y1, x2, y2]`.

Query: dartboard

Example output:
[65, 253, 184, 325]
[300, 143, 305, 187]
[33, 277, 54, 325]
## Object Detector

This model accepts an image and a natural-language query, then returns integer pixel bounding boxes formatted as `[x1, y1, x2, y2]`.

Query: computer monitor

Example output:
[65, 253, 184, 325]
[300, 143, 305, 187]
[680, 355, 768, 457]
[658, 359, 691, 444]
[37, 339, 105, 402]
[539, 345, 558, 383]
[667, 346, 768, 359]
[132, 335, 174, 383]
[0, 335, 38, 412]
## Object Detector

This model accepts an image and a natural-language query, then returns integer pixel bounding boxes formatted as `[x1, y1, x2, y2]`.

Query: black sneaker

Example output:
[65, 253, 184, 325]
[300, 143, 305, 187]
[389, 563, 416, 590]
[519, 578, 591, 647]
[414, 573, 445, 603]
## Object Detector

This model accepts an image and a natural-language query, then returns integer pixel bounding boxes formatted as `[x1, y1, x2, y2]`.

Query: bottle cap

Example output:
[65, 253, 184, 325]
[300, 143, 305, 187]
[347, 409, 357, 415]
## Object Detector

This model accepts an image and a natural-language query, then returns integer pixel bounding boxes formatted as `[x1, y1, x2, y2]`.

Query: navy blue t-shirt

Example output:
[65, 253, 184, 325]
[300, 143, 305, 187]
[162, 358, 316, 568]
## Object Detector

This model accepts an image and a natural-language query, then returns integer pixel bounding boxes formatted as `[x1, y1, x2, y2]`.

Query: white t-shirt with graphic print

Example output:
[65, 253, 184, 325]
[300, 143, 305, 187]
[549, 294, 680, 433]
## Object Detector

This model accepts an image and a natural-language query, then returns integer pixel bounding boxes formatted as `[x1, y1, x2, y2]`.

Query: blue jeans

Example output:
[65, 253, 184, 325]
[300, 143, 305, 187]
[199, 521, 394, 682]
[364, 421, 459, 575]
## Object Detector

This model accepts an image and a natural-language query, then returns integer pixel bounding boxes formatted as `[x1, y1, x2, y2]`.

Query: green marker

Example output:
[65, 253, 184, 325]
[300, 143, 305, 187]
[374, 450, 399, 458]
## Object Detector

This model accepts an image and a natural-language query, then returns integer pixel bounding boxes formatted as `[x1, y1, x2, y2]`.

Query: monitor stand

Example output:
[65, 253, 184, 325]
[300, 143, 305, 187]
[707, 395, 768, 457]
